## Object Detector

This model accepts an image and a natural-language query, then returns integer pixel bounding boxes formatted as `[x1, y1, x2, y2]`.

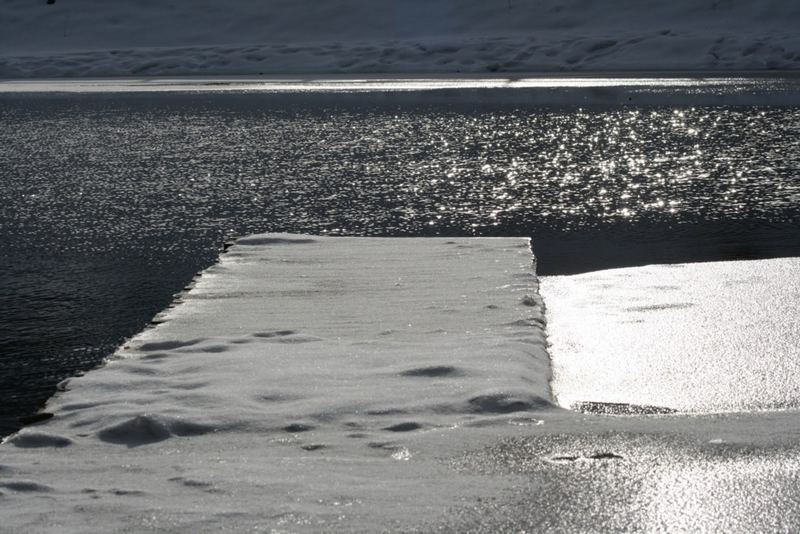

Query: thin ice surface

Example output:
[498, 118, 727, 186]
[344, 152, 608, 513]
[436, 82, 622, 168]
[542, 257, 800, 413]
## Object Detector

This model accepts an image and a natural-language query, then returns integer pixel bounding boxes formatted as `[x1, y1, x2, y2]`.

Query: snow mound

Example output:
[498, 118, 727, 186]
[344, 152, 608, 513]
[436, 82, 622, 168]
[1, 0, 799, 77]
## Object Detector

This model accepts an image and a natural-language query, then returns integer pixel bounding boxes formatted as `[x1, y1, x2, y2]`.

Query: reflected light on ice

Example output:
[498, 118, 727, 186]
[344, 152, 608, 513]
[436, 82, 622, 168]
[542, 258, 800, 413]
[641, 455, 800, 531]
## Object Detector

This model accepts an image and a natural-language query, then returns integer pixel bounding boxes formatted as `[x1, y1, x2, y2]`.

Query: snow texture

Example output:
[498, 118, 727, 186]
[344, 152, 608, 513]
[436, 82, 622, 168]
[542, 257, 800, 413]
[0, 234, 553, 532]
[4, 235, 800, 531]
[1, 0, 799, 78]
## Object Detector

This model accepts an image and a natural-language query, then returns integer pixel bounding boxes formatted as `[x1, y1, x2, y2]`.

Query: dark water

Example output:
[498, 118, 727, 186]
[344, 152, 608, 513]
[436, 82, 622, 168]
[1, 90, 799, 434]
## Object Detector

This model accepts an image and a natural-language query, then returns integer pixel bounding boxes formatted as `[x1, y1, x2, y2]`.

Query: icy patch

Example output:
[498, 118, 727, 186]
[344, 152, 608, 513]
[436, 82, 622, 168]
[542, 258, 800, 413]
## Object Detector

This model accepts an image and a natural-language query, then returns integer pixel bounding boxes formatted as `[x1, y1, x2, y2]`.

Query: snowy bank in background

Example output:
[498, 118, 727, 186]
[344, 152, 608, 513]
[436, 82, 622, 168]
[1, 0, 799, 78]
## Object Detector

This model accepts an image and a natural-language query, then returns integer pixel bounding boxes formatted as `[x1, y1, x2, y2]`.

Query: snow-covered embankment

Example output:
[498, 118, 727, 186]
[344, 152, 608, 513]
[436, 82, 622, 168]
[2, 0, 800, 78]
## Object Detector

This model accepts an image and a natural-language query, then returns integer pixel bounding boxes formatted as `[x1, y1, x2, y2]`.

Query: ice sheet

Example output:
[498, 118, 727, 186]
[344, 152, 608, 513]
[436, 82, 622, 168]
[542, 257, 800, 413]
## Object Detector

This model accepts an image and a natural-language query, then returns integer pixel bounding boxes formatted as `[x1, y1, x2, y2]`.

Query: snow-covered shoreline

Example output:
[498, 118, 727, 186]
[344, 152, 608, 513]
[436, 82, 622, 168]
[3, 33, 796, 79]
[2, 0, 799, 78]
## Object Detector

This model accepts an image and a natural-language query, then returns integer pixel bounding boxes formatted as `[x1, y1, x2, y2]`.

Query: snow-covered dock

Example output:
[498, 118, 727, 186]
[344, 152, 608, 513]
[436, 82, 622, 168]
[5, 235, 800, 532]
[1, 234, 554, 532]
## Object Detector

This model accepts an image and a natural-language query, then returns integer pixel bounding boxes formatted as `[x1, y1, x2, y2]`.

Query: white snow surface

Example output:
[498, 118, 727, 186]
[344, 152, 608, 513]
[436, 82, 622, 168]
[0, 234, 553, 532]
[2, 0, 800, 78]
[542, 257, 800, 413]
[5, 235, 800, 531]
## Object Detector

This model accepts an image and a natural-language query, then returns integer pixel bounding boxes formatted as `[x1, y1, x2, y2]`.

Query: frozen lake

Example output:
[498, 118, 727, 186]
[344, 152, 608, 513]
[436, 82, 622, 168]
[1, 76, 799, 434]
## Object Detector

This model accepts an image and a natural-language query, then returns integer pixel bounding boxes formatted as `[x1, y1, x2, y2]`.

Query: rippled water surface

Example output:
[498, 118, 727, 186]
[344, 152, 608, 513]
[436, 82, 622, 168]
[1, 90, 799, 432]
